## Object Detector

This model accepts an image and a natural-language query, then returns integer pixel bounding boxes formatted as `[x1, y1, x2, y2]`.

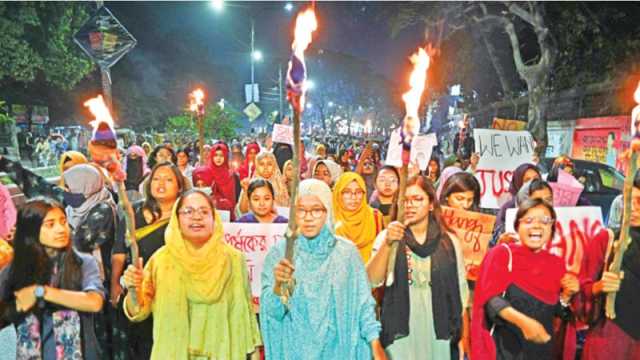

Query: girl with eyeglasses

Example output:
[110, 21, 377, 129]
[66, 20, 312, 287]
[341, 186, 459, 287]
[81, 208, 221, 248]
[332, 172, 384, 263]
[122, 189, 261, 359]
[260, 179, 384, 359]
[367, 175, 467, 359]
[471, 198, 578, 360]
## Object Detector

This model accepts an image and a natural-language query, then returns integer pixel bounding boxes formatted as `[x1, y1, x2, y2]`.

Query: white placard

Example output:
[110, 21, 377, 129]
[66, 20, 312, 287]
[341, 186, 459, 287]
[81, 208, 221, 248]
[410, 133, 438, 171]
[223, 223, 287, 304]
[272, 124, 293, 145]
[385, 128, 403, 167]
[474, 129, 536, 208]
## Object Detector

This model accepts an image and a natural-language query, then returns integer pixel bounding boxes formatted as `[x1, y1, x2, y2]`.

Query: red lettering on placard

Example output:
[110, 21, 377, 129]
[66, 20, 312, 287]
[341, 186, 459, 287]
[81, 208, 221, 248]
[546, 217, 603, 274]
[476, 169, 514, 198]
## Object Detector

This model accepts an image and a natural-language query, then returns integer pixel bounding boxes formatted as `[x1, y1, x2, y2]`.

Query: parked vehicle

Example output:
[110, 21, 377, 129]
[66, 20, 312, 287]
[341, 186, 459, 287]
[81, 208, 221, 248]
[539, 157, 623, 220]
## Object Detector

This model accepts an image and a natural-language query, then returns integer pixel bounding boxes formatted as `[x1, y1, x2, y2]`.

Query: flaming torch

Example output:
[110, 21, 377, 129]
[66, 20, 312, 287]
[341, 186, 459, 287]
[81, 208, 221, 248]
[386, 46, 431, 285]
[84, 95, 140, 310]
[189, 89, 206, 165]
[606, 81, 640, 318]
[281, 7, 317, 305]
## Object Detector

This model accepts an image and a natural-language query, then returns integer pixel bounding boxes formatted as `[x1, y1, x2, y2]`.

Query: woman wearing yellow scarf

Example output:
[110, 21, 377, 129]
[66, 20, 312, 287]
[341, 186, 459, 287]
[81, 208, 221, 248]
[122, 189, 261, 359]
[333, 172, 384, 262]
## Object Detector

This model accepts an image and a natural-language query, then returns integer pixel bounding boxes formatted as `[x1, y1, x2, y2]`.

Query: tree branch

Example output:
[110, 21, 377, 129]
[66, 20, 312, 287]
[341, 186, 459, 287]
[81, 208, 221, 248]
[508, 3, 538, 28]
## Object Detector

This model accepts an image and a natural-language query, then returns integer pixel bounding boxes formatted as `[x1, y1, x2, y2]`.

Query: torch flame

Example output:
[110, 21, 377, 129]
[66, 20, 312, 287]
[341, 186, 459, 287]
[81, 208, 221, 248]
[84, 95, 115, 132]
[632, 81, 640, 137]
[292, 8, 318, 63]
[189, 89, 205, 114]
[287, 7, 317, 111]
[401, 47, 430, 139]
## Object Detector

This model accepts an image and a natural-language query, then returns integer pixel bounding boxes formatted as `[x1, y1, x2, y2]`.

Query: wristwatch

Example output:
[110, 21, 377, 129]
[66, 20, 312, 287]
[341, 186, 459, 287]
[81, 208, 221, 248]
[34, 285, 46, 300]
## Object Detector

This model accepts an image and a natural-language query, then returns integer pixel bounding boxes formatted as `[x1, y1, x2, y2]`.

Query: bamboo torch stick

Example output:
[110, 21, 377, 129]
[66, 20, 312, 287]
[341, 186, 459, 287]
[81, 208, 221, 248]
[606, 83, 640, 318]
[386, 47, 431, 285]
[281, 7, 318, 305]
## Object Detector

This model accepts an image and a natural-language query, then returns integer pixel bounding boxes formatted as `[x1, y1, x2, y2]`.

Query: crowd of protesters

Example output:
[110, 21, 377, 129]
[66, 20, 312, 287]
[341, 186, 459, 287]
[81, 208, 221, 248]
[0, 117, 636, 360]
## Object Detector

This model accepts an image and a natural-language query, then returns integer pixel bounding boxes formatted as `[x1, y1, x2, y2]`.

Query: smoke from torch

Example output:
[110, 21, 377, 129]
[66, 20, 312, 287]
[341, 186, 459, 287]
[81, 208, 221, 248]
[400, 47, 430, 146]
[286, 8, 317, 112]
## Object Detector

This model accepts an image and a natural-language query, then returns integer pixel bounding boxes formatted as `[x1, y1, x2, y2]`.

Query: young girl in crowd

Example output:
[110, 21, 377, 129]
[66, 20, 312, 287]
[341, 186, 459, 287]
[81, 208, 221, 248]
[0, 198, 104, 359]
[237, 179, 288, 224]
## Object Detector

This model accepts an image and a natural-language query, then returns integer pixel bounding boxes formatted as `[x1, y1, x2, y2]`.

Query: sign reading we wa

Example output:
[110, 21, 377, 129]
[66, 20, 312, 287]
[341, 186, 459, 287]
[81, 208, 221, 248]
[473, 129, 536, 209]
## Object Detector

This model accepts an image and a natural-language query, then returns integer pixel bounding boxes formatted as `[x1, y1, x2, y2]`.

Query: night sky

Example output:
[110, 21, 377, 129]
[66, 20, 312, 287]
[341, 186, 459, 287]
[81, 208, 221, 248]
[107, 1, 424, 83]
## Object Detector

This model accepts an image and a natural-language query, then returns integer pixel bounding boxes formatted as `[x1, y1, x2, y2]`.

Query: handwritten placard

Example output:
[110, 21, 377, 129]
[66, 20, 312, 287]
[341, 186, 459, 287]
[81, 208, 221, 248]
[505, 206, 604, 274]
[549, 169, 584, 207]
[410, 133, 438, 171]
[385, 128, 403, 167]
[474, 129, 536, 208]
[223, 223, 287, 304]
[441, 206, 496, 279]
[272, 124, 293, 145]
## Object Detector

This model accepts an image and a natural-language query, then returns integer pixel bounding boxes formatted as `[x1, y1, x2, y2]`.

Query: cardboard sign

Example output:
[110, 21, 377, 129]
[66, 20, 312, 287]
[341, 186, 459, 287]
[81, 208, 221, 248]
[549, 169, 584, 207]
[410, 133, 438, 171]
[492, 117, 527, 131]
[441, 206, 496, 279]
[474, 129, 536, 208]
[505, 206, 604, 274]
[223, 223, 287, 304]
[272, 124, 293, 145]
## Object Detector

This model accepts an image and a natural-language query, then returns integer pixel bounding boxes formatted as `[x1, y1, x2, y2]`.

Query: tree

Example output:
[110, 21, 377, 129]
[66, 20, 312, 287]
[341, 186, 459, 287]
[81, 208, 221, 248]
[167, 103, 241, 141]
[0, 2, 94, 90]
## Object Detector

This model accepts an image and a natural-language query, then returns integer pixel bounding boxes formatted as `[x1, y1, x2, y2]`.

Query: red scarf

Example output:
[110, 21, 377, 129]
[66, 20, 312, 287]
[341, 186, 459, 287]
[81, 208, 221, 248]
[208, 143, 236, 211]
[237, 142, 260, 180]
[471, 243, 565, 360]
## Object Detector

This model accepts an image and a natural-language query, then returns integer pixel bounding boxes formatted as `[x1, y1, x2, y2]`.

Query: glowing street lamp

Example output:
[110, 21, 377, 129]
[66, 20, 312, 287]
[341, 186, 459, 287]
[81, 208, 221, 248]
[252, 50, 263, 62]
[284, 2, 293, 12]
[210, 0, 224, 12]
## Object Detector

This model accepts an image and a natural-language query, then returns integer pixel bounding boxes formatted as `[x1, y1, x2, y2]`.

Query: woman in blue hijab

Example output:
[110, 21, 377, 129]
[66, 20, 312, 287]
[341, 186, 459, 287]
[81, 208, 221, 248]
[260, 179, 384, 359]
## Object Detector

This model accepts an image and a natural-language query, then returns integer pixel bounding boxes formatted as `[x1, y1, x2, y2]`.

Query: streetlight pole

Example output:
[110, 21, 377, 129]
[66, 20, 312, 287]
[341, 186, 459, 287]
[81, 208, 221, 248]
[278, 63, 283, 121]
[250, 19, 255, 86]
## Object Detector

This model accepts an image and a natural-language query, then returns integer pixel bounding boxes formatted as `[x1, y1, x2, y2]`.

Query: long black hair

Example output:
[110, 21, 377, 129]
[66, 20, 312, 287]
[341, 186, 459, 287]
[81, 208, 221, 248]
[7, 198, 82, 295]
[439, 172, 481, 211]
[143, 162, 187, 224]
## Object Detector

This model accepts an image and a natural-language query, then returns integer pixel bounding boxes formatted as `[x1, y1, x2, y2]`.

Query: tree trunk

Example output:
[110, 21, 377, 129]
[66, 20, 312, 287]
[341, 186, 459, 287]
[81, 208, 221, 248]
[526, 82, 548, 154]
[479, 28, 514, 96]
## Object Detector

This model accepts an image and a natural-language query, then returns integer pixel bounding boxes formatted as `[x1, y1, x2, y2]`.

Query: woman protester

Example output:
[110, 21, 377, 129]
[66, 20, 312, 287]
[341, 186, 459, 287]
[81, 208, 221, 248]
[471, 199, 578, 360]
[176, 148, 195, 181]
[367, 175, 467, 359]
[369, 165, 400, 227]
[260, 179, 385, 359]
[237, 151, 289, 215]
[122, 190, 261, 359]
[282, 160, 295, 197]
[333, 172, 384, 263]
[58, 151, 88, 187]
[123, 145, 149, 202]
[439, 171, 482, 212]
[111, 162, 186, 359]
[147, 144, 177, 169]
[236, 142, 260, 181]
[237, 179, 288, 224]
[356, 146, 379, 199]
[0, 198, 104, 359]
[491, 163, 542, 246]
[192, 143, 240, 220]
[312, 159, 343, 188]
[426, 156, 441, 184]
[577, 169, 640, 359]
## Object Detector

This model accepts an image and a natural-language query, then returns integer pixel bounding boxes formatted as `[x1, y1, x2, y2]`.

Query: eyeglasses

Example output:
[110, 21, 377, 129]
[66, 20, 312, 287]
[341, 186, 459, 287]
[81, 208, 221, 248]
[520, 216, 554, 226]
[377, 177, 398, 185]
[178, 207, 213, 218]
[403, 196, 426, 206]
[296, 207, 326, 219]
[341, 190, 365, 199]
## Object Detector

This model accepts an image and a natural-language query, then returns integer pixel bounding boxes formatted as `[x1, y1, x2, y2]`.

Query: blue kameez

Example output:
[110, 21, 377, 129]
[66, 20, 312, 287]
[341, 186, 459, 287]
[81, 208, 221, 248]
[260, 226, 381, 360]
